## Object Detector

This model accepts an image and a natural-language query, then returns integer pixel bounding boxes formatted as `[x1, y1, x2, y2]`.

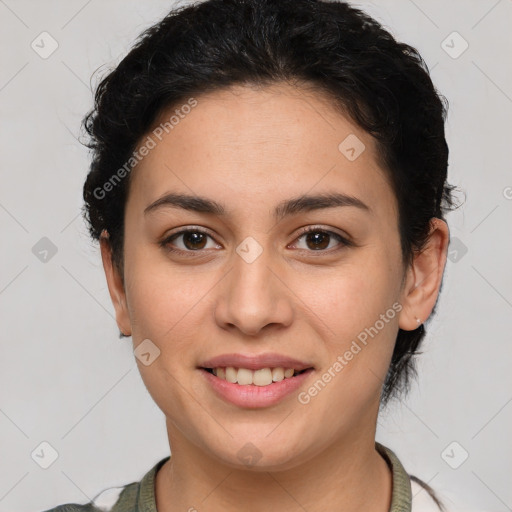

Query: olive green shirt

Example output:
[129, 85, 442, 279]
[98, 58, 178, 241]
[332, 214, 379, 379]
[41, 442, 437, 512]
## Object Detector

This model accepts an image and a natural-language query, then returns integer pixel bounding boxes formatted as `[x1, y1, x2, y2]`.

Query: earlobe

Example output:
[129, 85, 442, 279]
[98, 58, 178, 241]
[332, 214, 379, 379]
[99, 230, 132, 337]
[398, 218, 450, 331]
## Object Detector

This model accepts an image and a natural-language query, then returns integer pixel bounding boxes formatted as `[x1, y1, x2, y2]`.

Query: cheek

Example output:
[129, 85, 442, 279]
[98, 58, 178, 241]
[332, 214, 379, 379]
[307, 258, 401, 380]
[124, 258, 210, 415]
[124, 247, 211, 340]
[295, 270, 400, 427]
[311, 259, 399, 330]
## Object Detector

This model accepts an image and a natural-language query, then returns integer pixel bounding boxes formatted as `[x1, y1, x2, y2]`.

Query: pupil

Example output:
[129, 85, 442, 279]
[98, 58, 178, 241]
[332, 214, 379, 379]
[182, 231, 330, 251]
[184, 232, 206, 250]
[307, 232, 329, 250]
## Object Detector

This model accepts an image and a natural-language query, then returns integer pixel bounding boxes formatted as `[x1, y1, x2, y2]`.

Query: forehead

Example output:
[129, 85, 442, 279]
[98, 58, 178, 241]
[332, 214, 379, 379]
[127, 82, 397, 222]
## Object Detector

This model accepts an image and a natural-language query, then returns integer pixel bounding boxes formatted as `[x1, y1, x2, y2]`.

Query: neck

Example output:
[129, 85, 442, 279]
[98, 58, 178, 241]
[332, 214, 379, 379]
[155, 426, 392, 512]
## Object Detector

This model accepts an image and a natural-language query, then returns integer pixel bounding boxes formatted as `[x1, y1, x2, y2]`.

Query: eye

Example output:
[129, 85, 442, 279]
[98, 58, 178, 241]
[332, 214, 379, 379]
[159, 225, 352, 257]
[290, 226, 351, 253]
[160, 228, 220, 255]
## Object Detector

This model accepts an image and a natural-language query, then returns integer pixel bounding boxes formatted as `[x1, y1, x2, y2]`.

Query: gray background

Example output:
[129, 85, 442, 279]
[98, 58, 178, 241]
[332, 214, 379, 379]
[0, 0, 511, 511]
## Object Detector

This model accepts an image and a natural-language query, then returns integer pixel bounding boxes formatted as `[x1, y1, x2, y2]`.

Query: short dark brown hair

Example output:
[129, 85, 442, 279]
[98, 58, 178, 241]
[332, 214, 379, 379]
[81, 0, 459, 406]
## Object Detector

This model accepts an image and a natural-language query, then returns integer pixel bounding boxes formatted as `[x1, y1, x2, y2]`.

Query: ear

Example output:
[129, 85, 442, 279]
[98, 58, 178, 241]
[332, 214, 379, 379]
[398, 218, 450, 330]
[99, 230, 132, 337]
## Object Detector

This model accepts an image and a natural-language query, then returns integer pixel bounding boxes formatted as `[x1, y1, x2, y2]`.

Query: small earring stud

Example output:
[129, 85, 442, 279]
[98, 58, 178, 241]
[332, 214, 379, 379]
[415, 316, 421, 325]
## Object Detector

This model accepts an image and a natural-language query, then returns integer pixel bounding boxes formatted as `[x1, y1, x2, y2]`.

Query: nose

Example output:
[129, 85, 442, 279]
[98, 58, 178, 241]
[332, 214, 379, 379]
[214, 245, 294, 337]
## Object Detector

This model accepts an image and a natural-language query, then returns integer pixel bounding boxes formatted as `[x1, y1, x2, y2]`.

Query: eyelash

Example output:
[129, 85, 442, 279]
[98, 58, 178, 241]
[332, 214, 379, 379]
[159, 225, 352, 257]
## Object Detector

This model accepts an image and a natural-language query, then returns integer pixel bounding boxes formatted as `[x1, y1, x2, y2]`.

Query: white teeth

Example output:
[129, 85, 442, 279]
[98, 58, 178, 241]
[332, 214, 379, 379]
[225, 366, 237, 383]
[237, 368, 253, 385]
[253, 368, 272, 386]
[272, 367, 284, 382]
[210, 366, 301, 386]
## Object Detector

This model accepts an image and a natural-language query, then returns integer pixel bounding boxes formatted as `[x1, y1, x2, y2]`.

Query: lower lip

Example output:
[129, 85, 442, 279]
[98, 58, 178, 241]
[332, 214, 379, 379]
[199, 368, 314, 408]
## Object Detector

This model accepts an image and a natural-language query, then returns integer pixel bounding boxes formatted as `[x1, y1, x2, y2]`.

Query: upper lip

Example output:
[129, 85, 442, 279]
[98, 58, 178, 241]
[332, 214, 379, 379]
[200, 353, 313, 371]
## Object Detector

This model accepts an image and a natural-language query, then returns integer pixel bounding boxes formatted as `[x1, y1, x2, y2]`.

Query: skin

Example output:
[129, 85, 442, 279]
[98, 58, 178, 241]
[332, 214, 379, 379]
[100, 82, 449, 512]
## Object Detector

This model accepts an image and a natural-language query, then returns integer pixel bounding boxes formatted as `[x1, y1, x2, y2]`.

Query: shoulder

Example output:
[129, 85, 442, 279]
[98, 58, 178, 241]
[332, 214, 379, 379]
[38, 456, 169, 512]
[40, 506, 98, 512]
[40, 482, 138, 512]
[376, 442, 446, 512]
[411, 476, 445, 512]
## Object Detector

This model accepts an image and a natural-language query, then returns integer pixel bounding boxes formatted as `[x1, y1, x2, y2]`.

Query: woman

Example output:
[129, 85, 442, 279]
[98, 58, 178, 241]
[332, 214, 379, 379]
[44, 0, 457, 510]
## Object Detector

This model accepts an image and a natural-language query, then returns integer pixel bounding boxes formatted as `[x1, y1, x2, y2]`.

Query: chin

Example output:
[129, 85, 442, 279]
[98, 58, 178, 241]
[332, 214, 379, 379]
[206, 435, 311, 473]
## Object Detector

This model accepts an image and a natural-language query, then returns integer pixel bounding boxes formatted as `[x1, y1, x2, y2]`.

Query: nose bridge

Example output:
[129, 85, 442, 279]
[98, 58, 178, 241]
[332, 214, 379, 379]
[215, 235, 293, 335]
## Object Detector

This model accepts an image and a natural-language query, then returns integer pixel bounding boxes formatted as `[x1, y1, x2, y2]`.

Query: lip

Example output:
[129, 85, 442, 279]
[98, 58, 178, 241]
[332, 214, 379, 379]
[199, 352, 313, 372]
[199, 367, 314, 408]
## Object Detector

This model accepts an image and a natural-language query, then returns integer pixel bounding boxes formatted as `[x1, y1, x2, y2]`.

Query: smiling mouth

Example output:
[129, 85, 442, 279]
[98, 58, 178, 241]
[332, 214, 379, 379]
[201, 366, 312, 386]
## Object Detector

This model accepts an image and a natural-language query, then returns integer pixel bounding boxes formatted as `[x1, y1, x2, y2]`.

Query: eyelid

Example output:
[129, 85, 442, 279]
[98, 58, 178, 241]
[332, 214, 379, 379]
[160, 224, 352, 254]
[290, 225, 353, 251]
[165, 225, 215, 238]
[160, 226, 220, 254]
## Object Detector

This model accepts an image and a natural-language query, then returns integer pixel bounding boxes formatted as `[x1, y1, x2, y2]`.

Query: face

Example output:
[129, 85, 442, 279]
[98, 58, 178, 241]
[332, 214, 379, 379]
[101, 82, 446, 471]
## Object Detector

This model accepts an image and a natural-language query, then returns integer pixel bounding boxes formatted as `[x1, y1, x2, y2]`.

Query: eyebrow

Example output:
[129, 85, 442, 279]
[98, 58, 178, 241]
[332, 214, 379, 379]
[144, 191, 371, 220]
